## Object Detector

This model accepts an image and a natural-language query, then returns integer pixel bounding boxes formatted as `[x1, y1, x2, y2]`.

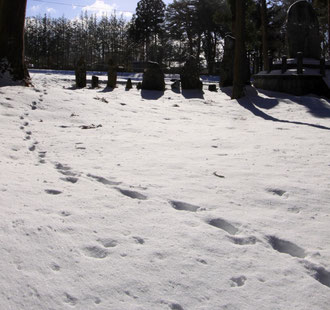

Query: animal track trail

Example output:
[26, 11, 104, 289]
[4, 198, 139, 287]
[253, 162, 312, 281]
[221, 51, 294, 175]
[169, 200, 202, 212]
[267, 236, 306, 258]
[115, 187, 148, 200]
[207, 218, 239, 235]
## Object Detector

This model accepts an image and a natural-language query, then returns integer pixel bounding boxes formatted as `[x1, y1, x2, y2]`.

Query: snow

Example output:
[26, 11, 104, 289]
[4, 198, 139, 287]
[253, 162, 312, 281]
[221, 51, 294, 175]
[1, 71, 330, 310]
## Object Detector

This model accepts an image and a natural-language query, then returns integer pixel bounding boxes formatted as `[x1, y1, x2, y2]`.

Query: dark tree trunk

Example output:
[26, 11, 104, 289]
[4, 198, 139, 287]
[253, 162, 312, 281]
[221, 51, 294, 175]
[328, 0, 330, 57]
[228, 0, 236, 35]
[231, 0, 246, 99]
[0, 0, 30, 84]
[260, 0, 269, 71]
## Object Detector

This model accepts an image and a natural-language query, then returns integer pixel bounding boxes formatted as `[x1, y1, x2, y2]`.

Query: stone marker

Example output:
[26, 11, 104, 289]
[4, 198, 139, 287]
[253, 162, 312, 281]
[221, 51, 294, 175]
[75, 56, 86, 88]
[320, 58, 325, 76]
[180, 56, 203, 90]
[107, 59, 117, 88]
[287, 0, 321, 59]
[92, 75, 99, 88]
[141, 61, 165, 91]
[281, 56, 287, 73]
[171, 80, 180, 91]
[208, 84, 217, 92]
[136, 82, 142, 90]
[126, 78, 133, 90]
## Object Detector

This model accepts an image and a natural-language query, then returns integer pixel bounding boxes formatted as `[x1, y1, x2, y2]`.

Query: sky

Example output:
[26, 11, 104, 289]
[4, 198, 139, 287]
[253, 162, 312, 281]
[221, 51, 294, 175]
[26, 0, 172, 19]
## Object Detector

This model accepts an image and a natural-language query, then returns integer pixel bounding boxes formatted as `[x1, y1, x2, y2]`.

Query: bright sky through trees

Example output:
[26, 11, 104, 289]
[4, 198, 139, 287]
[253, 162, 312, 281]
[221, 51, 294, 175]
[26, 0, 172, 19]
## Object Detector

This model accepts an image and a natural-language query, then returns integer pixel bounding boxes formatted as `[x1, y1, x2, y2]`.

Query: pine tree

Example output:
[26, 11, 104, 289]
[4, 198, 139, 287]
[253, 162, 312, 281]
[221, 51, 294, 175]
[132, 0, 166, 61]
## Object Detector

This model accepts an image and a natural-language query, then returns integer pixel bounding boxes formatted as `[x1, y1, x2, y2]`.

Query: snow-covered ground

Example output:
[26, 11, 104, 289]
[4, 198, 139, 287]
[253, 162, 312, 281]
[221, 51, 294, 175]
[1, 71, 330, 310]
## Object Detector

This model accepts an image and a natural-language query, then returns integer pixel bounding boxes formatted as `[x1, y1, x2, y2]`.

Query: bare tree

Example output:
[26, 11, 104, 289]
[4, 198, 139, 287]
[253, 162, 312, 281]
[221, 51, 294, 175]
[0, 0, 30, 84]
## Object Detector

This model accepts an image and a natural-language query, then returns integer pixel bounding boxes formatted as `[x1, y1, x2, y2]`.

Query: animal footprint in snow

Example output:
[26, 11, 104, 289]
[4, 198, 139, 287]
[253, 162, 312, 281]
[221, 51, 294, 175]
[230, 276, 247, 287]
[133, 236, 145, 244]
[87, 173, 120, 186]
[115, 187, 147, 200]
[207, 218, 239, 235]
[227, 235, 257, 245]
[170, 303, 184, 310]
[63, 293, 78, 306]
[267, 188, 287, 197]
[61, 177, 79, 184]
[267, 236, 306, 258]
[45, 189, 62, 195]
[55, 162, 77, 176]
[304, 262, 330, 288]
[97, 238, 118, 248]
[170, 200, 201, 212]
[83, 246, 108, 259]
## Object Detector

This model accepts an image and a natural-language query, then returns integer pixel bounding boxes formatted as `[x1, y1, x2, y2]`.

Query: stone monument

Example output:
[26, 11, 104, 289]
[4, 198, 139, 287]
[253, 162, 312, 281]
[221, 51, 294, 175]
[287, 0, 321, 59]
[253, 0, 328, 96]
[125, 78, 132, 90]
[107, 59, 117, 88]
[141, 61, 165, 91]
[180, 56, 202, 90]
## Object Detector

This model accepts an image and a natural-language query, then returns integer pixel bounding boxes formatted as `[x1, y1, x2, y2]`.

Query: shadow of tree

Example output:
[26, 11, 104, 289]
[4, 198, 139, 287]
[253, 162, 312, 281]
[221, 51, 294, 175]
[221, 86, 330, 130]
[256, 89, 330, 118]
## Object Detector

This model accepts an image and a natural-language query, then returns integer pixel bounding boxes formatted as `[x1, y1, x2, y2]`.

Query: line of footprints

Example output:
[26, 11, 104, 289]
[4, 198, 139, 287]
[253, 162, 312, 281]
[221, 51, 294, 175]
[53, 160, 330, 290]
[19, 90, 330, 293]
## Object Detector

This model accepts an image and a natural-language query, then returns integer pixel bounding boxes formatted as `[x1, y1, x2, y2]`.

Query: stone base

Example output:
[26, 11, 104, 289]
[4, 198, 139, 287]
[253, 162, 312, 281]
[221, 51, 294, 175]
[253, 73, 329, 97]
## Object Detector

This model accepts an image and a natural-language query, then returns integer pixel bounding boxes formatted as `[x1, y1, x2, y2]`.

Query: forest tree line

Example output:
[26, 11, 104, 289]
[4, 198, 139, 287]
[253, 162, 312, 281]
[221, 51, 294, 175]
[24, 0, 329, 74]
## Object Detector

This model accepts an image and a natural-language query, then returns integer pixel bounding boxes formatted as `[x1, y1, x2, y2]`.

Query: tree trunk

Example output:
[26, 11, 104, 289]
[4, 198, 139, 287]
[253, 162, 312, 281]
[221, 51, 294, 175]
[328, 0, 330, 57]
[231, 0, 246, 99]
[228, 0, 236, 35]
[0, 0, 30, 84]
[260, 0, 269, 71]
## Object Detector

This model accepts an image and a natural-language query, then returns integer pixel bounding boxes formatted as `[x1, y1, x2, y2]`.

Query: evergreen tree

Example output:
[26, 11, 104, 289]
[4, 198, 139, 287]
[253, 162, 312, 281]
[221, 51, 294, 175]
[131, 0, 166, 61]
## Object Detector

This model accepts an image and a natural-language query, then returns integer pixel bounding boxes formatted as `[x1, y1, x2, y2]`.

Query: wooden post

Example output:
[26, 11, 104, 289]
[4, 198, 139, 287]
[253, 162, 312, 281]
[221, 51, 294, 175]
[267, 55, 273, 73]
[281, 55, 287, 73]
[297, 52, 303, 74]
[75, 56, 86, 88]
[92, 75, 99, 88]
